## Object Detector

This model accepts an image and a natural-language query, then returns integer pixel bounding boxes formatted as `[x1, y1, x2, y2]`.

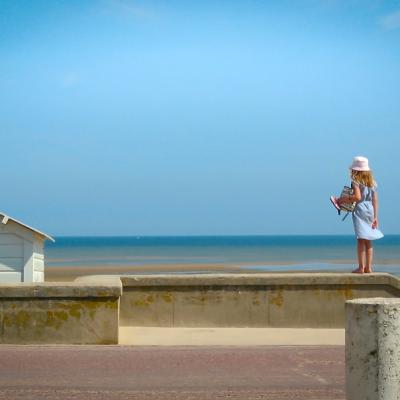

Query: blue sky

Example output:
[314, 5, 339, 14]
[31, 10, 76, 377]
[1, 0, 399, 236]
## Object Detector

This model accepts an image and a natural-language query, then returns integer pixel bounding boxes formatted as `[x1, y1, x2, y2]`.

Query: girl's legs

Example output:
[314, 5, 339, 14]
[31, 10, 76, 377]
[353, 239, 366, 273]
[365, 240, 373, 273]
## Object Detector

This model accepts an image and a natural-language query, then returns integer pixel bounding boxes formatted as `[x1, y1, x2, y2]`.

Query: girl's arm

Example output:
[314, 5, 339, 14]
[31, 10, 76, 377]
[372, 191, 379, 229]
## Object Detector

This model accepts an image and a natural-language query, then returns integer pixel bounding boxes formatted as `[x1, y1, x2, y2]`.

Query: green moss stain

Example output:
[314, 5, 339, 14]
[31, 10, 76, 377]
[54, 311, 68, 321]
[3, 300, 114, 332]
[252, 292, 262, 306]
[46, 311, 56, 327]
[3, 310, 31, 330]
[340, 287, 354, 299]
[178, 293, 205, 306]
[69, 304, 82, 320]
[105, 300, 118, 309]
[269, 290, 284, 307]
[161, 293, 173, 303]
[1, 298, 119, 344]
[46, 311, 68, 329]
[58, 299, 116, 319]
[10, 311, 30, 328]
[133, 294, 155, 307]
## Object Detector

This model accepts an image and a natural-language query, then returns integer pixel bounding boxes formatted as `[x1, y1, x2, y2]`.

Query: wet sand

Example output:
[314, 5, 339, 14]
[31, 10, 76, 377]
[45, 263, 339, 282]
[45, 258, 400, 282]
[45, 263, 243, 281]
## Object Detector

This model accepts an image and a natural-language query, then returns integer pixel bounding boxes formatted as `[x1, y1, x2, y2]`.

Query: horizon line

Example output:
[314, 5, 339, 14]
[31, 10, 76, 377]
[48, 233, 400, 238]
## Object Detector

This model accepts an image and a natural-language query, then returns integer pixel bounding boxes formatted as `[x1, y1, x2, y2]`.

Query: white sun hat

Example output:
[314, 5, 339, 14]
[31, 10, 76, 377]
[349, 156, 370, 171]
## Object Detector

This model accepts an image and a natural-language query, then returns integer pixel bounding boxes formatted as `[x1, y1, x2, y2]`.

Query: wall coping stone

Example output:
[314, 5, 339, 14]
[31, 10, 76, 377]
[4, 273, 394, 299]
[346, 297, 400, 305]
[0, 276, 122, 298]
[119, 272, 400, 289]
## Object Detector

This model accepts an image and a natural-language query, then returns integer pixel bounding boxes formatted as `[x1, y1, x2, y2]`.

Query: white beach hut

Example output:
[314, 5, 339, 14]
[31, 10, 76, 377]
[0, 212, 54, 283]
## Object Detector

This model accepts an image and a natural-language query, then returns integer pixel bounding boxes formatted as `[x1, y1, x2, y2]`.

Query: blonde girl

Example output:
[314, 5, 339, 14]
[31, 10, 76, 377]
[337, 156, 384, 273]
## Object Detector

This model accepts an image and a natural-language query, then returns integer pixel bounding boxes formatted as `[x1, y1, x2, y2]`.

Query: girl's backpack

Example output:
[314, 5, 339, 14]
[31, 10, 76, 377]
[330, 186, 356, 221]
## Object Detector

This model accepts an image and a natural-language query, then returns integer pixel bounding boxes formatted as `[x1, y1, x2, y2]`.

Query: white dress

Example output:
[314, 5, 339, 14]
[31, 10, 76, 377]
[352, 183, 384, 241]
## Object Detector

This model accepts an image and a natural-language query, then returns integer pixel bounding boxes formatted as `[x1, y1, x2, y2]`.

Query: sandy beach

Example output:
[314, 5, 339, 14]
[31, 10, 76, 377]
[43, 235, 400, 281]
[44, 261, 357, 282]
[45, 263, 256, 281]
[45, 259, 400, 282]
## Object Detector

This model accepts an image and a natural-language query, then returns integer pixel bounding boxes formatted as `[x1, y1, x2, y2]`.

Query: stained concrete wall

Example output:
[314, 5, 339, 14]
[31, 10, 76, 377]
[2, 273, 400, 344]
[0, 277, 121, 344]
[119, 273, 400, 328]
[346, 298, 400, 400]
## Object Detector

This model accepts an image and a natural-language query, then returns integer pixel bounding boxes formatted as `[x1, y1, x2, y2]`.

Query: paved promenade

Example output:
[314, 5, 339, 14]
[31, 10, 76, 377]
[119, 327, 345, 346]
[0, 345, 345, 399]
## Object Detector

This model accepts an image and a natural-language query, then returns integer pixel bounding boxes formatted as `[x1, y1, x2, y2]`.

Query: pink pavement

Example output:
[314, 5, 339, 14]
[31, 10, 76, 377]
[0, 345, 345, 400]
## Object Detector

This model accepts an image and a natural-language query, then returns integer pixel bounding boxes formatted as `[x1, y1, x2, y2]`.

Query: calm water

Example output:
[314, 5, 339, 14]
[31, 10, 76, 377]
[45, 235, 400, 276]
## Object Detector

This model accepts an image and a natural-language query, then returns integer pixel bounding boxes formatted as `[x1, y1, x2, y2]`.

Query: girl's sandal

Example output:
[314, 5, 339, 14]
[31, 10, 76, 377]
[330, 196, 341, 212]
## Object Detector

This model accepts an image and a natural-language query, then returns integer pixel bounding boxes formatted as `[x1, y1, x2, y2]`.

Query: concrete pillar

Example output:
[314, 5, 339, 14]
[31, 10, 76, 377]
[346, 298, 400, 400]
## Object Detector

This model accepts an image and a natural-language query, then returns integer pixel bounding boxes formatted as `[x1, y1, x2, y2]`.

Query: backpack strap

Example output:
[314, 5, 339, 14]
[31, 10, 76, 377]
[342, 212, 350, 221]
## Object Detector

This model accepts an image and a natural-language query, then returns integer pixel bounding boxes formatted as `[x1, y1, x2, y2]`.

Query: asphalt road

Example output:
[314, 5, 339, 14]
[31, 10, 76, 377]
[0, 345, 345, 399]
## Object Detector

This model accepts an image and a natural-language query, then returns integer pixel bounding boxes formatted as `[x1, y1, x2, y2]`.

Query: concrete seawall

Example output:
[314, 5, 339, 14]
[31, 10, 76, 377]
[1, 273, 400, 344]
[0, 277, 121, 344]
[119, 273, 400, 328]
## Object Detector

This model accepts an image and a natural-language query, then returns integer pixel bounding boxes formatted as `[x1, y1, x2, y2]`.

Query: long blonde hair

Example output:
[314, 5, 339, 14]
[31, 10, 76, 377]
[351, 170, 376, 188]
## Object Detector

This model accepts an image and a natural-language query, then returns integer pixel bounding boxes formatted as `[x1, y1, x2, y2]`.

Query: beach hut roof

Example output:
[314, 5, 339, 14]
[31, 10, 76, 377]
[0, 211, 55, 242]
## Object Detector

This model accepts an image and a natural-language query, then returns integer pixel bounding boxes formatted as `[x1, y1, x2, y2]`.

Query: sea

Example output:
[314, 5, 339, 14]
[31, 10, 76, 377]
[45, 235, 400, 276]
